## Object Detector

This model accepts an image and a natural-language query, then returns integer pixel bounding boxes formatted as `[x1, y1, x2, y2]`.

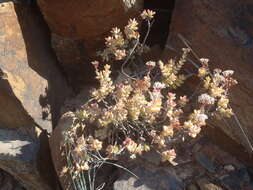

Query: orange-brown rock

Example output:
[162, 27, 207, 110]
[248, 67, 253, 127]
[165, 0, 253, 152]
[0, 2, 71, 189]
[0, 2, 71, 133]
[38, 0, 143, 40]
[50, 112, 75, 190]
[37, 0, 143, 91]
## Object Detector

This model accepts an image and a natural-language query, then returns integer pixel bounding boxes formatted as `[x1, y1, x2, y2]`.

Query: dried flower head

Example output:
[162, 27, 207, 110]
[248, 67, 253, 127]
[141, 9, 156, 20]
[90, 139, 103, 151]
[223, 70, 234, 77]
[200, 58, 209, 66]
[198, 93, 216, 105]
[146, 61, 156, 69]
[162, 125, 174, 137]
[162, 149, 177, 165]
[153, 82, 166, 90]
[114, 49, 126, 60]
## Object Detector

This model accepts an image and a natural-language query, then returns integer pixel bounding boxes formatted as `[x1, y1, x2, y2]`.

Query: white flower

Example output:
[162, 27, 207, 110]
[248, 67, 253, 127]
[218, 96, 229, 108]
[153, 82, 165, 90]
[127, 18, 138, 31]
[195, 113, 208, 124]
[146, 61, 156, 67]
[189, 125, 201, 138]
[114, 49, 126, 60]
[141, 9, 156, 20]
[91, 139, 103, 151]
[111, 27, 121, 35]
[184, 120, 194, 129]
[198, 93, 215, 105]
[161, 149, 177, 165]
[200, 58, 209, 64]
[162, 125, 174, 137]
[91, 61, 99, 70]
[222, 70, 234, 77]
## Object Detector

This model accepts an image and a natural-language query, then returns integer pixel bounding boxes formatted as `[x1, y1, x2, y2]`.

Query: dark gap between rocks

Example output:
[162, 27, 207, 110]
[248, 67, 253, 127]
[0, 169, 25, 190]
[143, 0, 175, 49]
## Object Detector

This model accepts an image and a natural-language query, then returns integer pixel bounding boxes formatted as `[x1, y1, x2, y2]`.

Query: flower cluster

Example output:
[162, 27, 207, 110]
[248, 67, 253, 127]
[159, 48, 189, 89]
[141, 9, 156, 20]
[200, 64, 237, 119]
[98, 9, 155, 63]
[91, 63, 114, 101]
[62, 10, 237, 186]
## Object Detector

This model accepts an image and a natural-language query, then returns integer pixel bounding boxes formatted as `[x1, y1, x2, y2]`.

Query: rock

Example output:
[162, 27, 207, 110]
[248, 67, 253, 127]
[196, 177, 223, 190]
[244, 184, 253, 190]
[50, 110, 118, 190]
[141, 150, 162, 166]
[165, 0, 253, 152]
[0, 128, 53, 190]
[192, 139, 253, 190]
[195, 152, 217, 173]
[0, 2, 72, 133]
[37, 0, 143, 91]
[224, 165, 235, 172]
[0, 169, 25, 190]
[51, 106, 253, 190]
[0, 2, 71, 189]
[114, 165, 184, 190]
[193, 138, 244, 174]
[174, 162, 205, 181]
[49, 112, 76, 190]
[187, 184, 198, 190]
[50, 108, 184, 190]
[219, 168, 251, 190]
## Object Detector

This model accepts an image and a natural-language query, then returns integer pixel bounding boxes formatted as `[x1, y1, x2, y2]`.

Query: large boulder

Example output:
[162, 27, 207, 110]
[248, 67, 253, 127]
[0, 2, 71, 189]
[0, 129, 51, 190]
[0, 2, 72, 133]
[113, 166, 184, 190]
[37, 0, 143, 91]
[50, 112, 75, 190]
[165, 0, 253, 152]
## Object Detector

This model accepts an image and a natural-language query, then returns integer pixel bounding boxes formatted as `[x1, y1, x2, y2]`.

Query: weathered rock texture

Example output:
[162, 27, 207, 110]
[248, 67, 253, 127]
[165, 0, 253, 152]
[113, 138, 253, 190]
[0, 2, 71, 133]
[0, 169, 25, 190]
[50, 112, 75, 190]
[50, 87, 120, 189]
[114, 166, 183, 190]
[0, 2, 71, 189]
[0, 129, 46, 190]
[37, 0, 143, 91]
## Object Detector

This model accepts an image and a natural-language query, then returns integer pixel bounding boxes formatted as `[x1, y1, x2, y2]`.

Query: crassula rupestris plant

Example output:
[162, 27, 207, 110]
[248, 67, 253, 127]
[61, 9, 237, 190]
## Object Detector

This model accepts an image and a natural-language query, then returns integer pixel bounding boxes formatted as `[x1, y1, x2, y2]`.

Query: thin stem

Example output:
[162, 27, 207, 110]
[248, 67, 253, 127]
[165, 45, 200, 70]
[228, 110, 253, 152]
[88, 169, 93, 190]
[65, 143, 78, 190]
[141, 20, 154, 48]
[177, 34, 201, 62]
[103, 161, 139, 179]
[121, 39, 140, 80]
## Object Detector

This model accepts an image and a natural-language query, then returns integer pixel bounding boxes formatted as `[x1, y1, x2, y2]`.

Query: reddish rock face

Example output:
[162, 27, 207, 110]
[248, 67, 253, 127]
[37, 0, 143, 39]
[0, 2, 71, 133]
[165, 0, 253, 152]
[0, 2, 71, 189]
[37, 0, 143, 91]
